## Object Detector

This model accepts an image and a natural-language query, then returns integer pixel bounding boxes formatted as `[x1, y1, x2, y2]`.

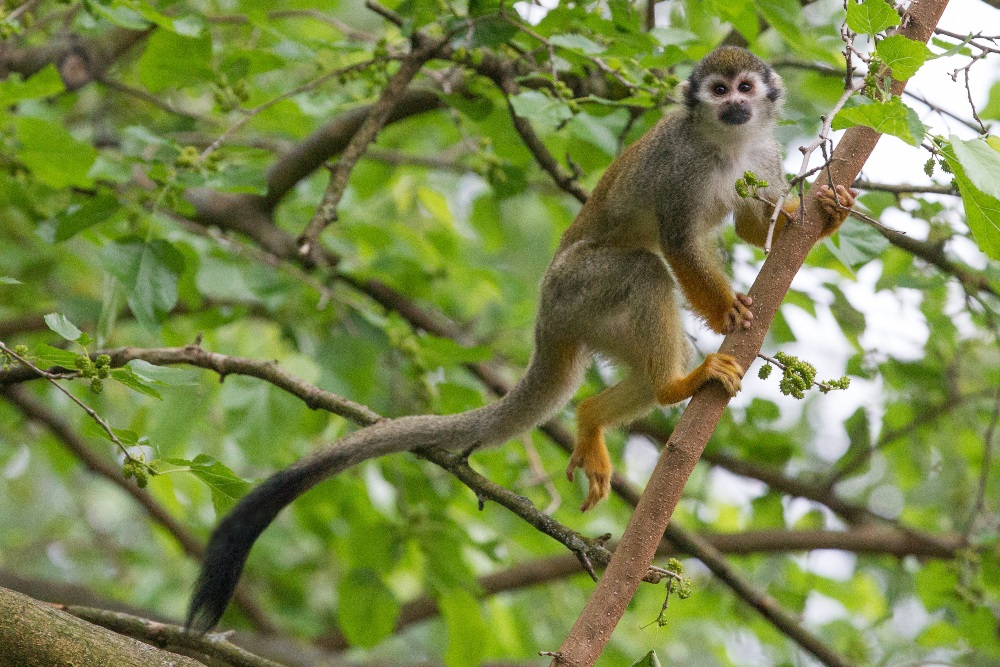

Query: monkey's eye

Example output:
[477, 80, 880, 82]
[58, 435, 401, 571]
[738, 81, 753, 93]
[712, 84, 728, 96]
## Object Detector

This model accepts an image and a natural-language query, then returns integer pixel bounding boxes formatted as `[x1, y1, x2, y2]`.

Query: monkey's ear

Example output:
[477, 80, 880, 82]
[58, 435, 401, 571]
[765, 70, 784, 102]
[674, 79, 690, 104]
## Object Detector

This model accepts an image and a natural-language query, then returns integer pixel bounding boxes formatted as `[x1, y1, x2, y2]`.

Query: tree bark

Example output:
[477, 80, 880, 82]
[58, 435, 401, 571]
[0, 587, 203, 667]
[548, 0, 952, 664]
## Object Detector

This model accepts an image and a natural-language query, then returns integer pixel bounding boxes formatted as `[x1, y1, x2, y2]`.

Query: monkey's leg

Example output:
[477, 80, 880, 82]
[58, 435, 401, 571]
[567, 375, 655, 511]
[656, 354, 743, 405]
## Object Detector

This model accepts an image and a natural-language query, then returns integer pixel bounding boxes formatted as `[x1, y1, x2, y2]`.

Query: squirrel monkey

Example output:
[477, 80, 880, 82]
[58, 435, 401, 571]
[186, 46, 855, 631]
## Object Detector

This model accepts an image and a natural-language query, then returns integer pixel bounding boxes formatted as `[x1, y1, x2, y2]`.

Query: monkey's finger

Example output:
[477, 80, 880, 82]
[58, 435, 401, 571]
[580, 471, 610, 512]
[736, 293, 753, 307]
[566, 459, 578, 482]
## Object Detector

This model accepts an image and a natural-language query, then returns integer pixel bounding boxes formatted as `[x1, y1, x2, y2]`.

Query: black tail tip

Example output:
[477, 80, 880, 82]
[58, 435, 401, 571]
[185, 585, 227, 634]
[185, 560, 242, 633]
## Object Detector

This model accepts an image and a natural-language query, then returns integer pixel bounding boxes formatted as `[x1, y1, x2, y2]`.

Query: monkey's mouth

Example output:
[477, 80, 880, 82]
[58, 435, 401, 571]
[719, 104, 751, 125]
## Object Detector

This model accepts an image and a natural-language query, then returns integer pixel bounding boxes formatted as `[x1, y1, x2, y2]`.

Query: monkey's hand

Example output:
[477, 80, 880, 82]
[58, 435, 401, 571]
[816, 184, 858, 237]
[702, 353, 744, 396]
[566, 434, 612, 512]
[713, 293, 753, 334]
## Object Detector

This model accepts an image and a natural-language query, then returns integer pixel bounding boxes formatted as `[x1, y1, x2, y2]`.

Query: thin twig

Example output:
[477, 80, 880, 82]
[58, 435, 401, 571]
[965, 385, 1000, 536]
[200, 59, 379, 161]
[7, 0, 44, 23]
[764, 79, 863, 253]
[852, 179, 958, 196]
[297, 38, 444, 257]
[0, 341, 140, 466]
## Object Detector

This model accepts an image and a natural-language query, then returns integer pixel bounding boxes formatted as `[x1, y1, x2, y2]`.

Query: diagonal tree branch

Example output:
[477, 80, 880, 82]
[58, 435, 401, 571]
[549, 1, 952, 664]
[296, 36, 446, 257]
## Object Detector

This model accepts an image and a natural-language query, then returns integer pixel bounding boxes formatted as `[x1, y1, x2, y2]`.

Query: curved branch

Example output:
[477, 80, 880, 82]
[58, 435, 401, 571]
[0, 26, 151, 90]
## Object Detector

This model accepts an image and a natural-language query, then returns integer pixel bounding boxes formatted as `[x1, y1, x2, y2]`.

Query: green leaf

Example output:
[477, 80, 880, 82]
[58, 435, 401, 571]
[943, 139, 1000, 260]
[126, 359, 201, 386]
[82, 421, 140, 446]
[138, 29, 213, 92]
[184, 163, 268, 194]
[930, 35, 973, 59]
[111, 367, 162, 400]
[43, 313, 83, 342]
[33, 344, 83, 369]
[0, 65, 64, 103]
[875, 35, 930, 80]
[630, 651, 662, 667]
[87, 1, 151, 30]
[951, 136, 1000, 200]
[508, 90, 574, 128]
[753, 0, 831, 61]
[54, 193, 122, 242]
[827, 220, 890, 270]
[99, 240, 185, 330]
[568, 111, 621, 156]
[549, 33, 606, 55]
[845, 0, 901, 35]
[982, 81, 1000, 121]
[163, 454, 251, 514]
[14, 117, 97, 189]
[0, 277, 23, 285]
[337, 569, 400, 648]
[954, 176, 1000, 260]
[440, 588, 488, 667]
[844, 407, 872, 458]
[831, 98, 925, 146]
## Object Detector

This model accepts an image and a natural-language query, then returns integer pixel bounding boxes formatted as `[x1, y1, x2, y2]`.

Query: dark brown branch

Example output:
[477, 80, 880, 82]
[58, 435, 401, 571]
[852, 179, 958, 195]
[0, 26, 151, 90]
[880, 228, 999, 298]
[319, 523, 961, 650]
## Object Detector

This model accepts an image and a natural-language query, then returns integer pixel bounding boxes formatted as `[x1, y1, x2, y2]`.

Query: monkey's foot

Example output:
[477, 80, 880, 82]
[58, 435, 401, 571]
[816, 184, 858, 233]
[703, 353, 744, 396]
[717, 293, 753, 333]
[566, 435, 612, 512]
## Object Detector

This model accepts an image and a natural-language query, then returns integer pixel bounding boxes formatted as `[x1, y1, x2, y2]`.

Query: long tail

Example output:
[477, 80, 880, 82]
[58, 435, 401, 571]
[186, 340, 584, 632]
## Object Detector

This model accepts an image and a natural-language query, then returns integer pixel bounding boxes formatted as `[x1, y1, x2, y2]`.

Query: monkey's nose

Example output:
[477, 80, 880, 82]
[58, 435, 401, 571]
[719, 102, 751, 125]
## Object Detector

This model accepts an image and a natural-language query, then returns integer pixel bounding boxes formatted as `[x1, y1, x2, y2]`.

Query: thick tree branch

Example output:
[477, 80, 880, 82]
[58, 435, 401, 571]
[62, 605, 284, 667]
[0, 587, 204, 667]
[549, 1, 952, 665]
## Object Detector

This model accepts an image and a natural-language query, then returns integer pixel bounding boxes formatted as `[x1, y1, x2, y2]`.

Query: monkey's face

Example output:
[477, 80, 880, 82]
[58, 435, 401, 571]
[698, 71, 776, 127]
[679, 47, 784, 132]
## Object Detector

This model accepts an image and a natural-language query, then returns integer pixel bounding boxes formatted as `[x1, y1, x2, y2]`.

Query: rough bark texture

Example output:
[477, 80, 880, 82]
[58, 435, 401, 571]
[549, 1, 952, 664]
[0, 587, 203, 667]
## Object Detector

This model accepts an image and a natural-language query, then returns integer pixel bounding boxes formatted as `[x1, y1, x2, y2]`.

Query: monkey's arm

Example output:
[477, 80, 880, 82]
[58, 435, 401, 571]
[663, 236, 751, 334]
[734, 197, 797, 247]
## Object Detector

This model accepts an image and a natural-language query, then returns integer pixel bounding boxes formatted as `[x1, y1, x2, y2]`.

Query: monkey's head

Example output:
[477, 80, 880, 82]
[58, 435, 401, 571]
[678, 46, 784, 131]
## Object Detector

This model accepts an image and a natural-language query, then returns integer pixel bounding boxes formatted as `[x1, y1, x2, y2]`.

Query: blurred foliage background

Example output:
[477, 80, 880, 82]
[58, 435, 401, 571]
[1, 0, 999, 665]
